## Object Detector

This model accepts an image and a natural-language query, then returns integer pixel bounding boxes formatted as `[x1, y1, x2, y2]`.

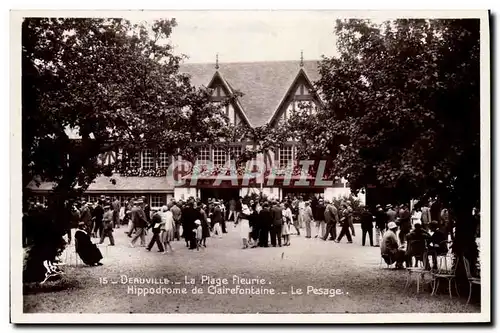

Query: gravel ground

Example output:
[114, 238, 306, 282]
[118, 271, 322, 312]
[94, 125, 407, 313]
[23, 223, 480, 314]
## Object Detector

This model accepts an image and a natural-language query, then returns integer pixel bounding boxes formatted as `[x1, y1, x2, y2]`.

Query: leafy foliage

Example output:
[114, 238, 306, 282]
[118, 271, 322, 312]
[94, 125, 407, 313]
[286, 19, 480, 272]
[22, 18, 232, 280]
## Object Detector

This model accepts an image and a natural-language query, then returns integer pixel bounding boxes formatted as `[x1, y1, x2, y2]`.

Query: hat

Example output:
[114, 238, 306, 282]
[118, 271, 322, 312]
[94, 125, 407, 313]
[195, 219, 201, 225]
[376, 204, 381, 208]
[386, 204, 392, 209]
[103, 205, 111, 209]
[388, 222, 398, 229]
[78, 221, 86, 226]
[414, 220, 422, 225]
[162, 205, 169, 212]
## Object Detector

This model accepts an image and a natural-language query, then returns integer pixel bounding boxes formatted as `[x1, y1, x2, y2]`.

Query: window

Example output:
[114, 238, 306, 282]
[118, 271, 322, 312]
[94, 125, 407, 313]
[213, 147, 227, 166]
[151, 195, 166, 208]
[279, 146, 294, 168]
[158, 151, 169, 168]
[229, 146, 242, 162]
[141, 149, 155, 169]
[127, 151, 140, 168]
[197, 146, 211, 163]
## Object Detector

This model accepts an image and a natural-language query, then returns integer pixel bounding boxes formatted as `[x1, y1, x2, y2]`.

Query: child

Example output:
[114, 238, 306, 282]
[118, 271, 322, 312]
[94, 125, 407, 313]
[194, 220, 203, 251]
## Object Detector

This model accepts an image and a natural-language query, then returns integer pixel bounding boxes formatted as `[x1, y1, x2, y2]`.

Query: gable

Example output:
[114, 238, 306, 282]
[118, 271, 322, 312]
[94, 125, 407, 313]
[269, 69, 322, 127]
[207, 72, 247, 126]
[180, 60, 320, 128]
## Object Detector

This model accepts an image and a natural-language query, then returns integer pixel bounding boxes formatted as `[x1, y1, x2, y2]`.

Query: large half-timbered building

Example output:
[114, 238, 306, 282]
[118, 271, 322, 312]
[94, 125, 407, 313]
[27, 59, 366, 209]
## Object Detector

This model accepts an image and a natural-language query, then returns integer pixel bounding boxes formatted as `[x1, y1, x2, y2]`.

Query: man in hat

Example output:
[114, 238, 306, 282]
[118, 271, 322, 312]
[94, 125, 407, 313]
[130, 199, 148, 247]
[146, 208, 165, 252]
[405, 220, 430, 267]
[386, 204, 397, 223]
[314, 198, 326, 238]
[211, 200, 223, 237]
[142, 196, 151, 224]
[381, 222, 406, 268]
[99, 205, 115, 246]
[374, 204, 387, 247]
[398, 204, 411, 244]
[182, 199, 200, 250]
[112, 197, 121, 229]
[269, 200, 283, 247]
[323, 199, 339, 241]
[92, 200, 104, 239]
[427, 220, 448, 270]
[170, 200, 182, 240]
[334, 203, 353, 244]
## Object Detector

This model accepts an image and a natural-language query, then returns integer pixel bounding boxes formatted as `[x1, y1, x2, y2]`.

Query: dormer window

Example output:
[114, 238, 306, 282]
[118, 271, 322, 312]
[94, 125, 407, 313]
[211, 86, 226, 102]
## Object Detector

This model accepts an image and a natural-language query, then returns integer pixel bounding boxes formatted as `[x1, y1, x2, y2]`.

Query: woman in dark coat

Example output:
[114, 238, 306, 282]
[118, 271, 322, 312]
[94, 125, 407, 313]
[74, 222, 103, 266]
[249, 202, 260, 247]
[198, 204, 211, 247]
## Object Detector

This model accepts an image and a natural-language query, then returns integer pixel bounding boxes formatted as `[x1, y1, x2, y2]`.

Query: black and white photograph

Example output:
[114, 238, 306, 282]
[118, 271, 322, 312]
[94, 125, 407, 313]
[10, 9, 490, 323]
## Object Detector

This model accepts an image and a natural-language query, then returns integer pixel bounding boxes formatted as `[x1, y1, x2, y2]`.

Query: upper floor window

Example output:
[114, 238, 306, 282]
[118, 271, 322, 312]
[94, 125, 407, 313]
[229, 146, 242, 162]
[213, 147, 227, 167]
[158, 150, 170, 169]
[141, 149, 155, 169]
[127, 151, 140, 169]
[278, 146, 294, 169]
[197, 146, 211, 163]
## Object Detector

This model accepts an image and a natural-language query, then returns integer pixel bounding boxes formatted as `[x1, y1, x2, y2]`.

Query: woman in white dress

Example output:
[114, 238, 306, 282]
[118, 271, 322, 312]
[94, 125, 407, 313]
[159, 205, 175, 254]
[236, 199, 251, 249]
[282, 202, 293, 246]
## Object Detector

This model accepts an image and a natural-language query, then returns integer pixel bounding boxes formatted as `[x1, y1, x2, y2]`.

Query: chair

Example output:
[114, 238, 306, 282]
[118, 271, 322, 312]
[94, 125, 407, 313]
[463, 257, 481, 305]
[404, 241, 432, 294]
[431, 256, 460, 298]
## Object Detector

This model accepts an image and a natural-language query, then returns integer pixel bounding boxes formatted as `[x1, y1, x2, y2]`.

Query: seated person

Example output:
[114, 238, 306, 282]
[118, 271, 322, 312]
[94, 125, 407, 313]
[381, 222, 407, 269]
[427, 220, 449, 269]
[74, 222, 103, 266]
[405, 221, 430, 268]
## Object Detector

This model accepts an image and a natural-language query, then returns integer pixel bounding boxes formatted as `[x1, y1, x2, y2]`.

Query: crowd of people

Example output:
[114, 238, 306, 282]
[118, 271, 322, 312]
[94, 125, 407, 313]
[23, 194, 479, 270]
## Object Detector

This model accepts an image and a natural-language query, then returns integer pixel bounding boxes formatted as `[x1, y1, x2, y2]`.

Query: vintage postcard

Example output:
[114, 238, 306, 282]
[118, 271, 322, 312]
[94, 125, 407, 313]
[10, 9, 490, 324]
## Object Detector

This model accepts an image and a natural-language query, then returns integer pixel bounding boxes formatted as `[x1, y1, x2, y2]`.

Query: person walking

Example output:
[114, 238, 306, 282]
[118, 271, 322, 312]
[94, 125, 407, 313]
[99, 205, 115, 246]
[335, 204, 353, 244]
[112, 197, 121, 229]
[92, 200, 104, 239]
[282, 202, 293, 246]
[146, 209, 165, 252]
[235, 199, 251, 249]
[314, 198, 326, 238]
[159, 205, 174, 254]
[170, 200, 182, 241]
[130, 199, 148, 247]
[323, 200, 339, 241]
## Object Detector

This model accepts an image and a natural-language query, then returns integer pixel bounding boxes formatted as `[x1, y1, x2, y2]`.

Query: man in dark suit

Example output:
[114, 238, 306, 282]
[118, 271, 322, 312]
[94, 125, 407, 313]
[258, 202, 272, 247]
[181, 199, 200, 250]
[270, 201, 283, 247]
[130, 200, 148, 247]
[323, 200, 339, 241]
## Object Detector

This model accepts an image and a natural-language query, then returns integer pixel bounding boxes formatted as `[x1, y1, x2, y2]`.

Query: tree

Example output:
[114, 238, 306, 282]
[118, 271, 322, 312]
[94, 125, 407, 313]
[287, 19, 481, 276]
[22, 18, 232, 281]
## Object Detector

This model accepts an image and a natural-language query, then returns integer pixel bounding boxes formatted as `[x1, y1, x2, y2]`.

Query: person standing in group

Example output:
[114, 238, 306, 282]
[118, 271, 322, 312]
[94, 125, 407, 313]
[374, 204, 387, 247]
[258, 202, 272, 247]
[80, 201, 93, 235]
[92, 200, 104, 239]
[411, 206, 422, 228]
[112, 197, 121, 229]
[314, 198, 326, 238]
[420, 202, 431, 230]
[228, 198, 237, 223]
[270, 201, 283, 247]
[335, 204, 353, 244]
[129, 199, 148, 247]
[99, 205, 115, 246]
[346, 203, 355, 237]
[398, 204, 411, 244]
[220, 200, 227, 233]
[249, 201, 260, 248]
[211, 201, 224, 238]
[158, 205, 174, 254]
[386, 204, 397, 223]
[146, 209, 165, 253]
[381, 222, 406, 269]
[282, 202, 293, 246]
[170, 200, 182, 241]
[298, 196, 306, 230]
[235, 199, 251, 249]
[142, 196, 151, 224]
[323, 200, 339, 241]
[198, 203, 210, 248]
[303, 201, 314, 238]
[360, 206, 374, 246]
[181, 199, 199, 250]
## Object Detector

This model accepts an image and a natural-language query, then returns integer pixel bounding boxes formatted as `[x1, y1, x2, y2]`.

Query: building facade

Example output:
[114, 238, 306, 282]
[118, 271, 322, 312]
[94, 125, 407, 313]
[27, 59, 366, 210]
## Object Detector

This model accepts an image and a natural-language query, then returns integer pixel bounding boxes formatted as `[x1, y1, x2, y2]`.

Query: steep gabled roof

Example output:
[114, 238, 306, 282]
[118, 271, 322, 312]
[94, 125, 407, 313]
[180, 60, 320, 127]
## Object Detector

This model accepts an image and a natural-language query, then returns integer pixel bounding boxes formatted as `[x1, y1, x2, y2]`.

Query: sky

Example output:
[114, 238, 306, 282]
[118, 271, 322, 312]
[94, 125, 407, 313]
[151, 11, 342, 64]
